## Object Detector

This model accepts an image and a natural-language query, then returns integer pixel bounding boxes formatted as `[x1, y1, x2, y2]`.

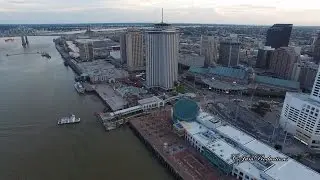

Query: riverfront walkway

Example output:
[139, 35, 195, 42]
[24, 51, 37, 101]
[129, 108, 236, 180]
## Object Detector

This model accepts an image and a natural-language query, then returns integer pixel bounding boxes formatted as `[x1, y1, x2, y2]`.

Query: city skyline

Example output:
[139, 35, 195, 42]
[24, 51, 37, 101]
[1, 0, 320, 25]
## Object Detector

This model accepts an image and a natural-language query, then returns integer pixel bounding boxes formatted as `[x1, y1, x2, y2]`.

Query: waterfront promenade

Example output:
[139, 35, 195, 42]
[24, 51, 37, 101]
[129, 107, 236, 180]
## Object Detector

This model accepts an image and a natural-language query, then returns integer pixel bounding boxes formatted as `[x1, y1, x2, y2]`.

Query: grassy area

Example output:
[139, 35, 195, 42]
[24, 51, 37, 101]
[175, 84, 186, 94]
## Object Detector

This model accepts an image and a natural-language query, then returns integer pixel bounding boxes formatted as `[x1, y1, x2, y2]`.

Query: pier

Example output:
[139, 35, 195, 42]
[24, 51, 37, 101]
[96, 107, 145, 131]
[6, 52, 40, 57]
[82, 82, 95, 92]
[55, 44, 82, 75]
[128, 108, 236, 180]
[6, 52, 51, 59]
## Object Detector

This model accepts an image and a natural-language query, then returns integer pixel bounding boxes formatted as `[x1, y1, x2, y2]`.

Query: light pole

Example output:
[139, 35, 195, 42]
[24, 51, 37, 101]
[282, 121, 288, 146]
[234, 101, 239, 121]
[251, 84, 258, 105]
[271, 116, 279, 143]
[193, 73, 196, 89]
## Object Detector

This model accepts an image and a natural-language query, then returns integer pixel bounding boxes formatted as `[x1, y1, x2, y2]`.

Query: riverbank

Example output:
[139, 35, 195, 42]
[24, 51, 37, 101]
[54, 42, 82, 75]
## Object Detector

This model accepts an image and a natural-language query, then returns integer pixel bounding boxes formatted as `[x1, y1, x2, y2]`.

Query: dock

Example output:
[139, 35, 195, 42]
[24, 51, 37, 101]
[96, 110, 146, 131]
[96, 112, 126, 131]
[55, 43, 82, 75]
[82, 82, 95, 92]
[94, 84, 128, 111]
[128, 107, 236, 180]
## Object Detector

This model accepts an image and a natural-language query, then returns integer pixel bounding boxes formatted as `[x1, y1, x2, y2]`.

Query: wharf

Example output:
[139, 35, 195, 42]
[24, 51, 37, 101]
[55, 43, 82, 75]
[82, 82, 95, 92]
[96, 111, 145, 131]
[96, 112, 127, 131]
[94, 84, 128, 111]
[128, 108, 236, 180]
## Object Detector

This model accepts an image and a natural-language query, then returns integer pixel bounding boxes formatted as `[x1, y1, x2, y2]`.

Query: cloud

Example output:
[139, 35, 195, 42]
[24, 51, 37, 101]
[0, 0, 319, 25]
[7, 0, 29, 4]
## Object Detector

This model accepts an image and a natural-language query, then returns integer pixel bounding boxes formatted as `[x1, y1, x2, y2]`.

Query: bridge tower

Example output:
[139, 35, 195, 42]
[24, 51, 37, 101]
[21, 36, 26, 48]
[25, 36, 29, 45]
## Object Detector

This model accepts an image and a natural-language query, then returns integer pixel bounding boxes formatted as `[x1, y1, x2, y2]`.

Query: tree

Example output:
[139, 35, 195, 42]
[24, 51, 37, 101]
[274, 144, 282, 151]
[175, 85, 186, 94]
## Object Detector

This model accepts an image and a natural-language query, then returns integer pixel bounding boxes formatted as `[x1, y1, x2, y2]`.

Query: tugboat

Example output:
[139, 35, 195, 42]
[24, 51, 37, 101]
[41, 52, 51, 59]
[57, 114, 80, 125]
[74, 82, 85, 94]
[4, 38, 14, 42]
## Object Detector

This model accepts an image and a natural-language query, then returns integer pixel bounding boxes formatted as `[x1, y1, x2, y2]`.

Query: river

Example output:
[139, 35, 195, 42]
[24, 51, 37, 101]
[0, 36, 173, 180]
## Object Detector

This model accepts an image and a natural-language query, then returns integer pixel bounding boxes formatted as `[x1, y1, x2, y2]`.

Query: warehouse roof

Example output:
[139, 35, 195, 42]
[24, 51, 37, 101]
[255, 75, 300, 90]
[189, 66, 247, 79]
[209, 66, 246, 79]
[181, 119, 320, 180]
[138, 96, 163, 105]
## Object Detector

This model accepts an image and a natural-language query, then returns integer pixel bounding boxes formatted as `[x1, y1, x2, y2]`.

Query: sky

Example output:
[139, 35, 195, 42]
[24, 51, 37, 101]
[0, 0, 320, 25]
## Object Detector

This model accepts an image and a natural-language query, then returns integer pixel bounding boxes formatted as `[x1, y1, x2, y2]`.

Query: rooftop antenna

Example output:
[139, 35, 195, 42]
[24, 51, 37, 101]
[161, 8, 164, 23]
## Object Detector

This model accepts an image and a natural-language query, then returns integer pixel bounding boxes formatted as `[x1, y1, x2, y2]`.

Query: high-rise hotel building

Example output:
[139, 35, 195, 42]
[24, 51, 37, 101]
[145, 23, 179, 90]
[127, 29, 145, 71]
[200, 35, 218, 67]
[280, 65, 320, 151]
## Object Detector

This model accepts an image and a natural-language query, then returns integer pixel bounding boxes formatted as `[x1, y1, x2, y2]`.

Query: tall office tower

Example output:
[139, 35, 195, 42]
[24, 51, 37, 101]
[291, 61, 318, 92]
[218, 41, 240, 67]
[265, 24, 293, 49]
[125, 29, 144, 71]
[313, 33, 320, 63]
[255, 46, 275, 69]
[200, 35, 218, 67]
[269, 47, 299, 80]
[145, 22, 179, 90]
[120, 32, 127, 64]
[280, 64, 320, 151]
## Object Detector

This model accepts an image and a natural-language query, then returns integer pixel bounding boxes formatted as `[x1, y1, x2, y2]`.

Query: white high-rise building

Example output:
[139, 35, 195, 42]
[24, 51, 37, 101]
[280, 65, 320, 151]
[145, 23, 179, 90]
[200, 36, 218, 67]
[311, 67, 320, 102]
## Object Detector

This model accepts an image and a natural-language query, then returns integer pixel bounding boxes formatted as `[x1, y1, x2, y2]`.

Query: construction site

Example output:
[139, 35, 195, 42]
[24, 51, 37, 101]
[128, 107, 236, 180]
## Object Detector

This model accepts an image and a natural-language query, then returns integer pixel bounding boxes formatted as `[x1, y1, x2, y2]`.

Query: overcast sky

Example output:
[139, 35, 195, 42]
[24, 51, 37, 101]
[0, 0, 320, 25]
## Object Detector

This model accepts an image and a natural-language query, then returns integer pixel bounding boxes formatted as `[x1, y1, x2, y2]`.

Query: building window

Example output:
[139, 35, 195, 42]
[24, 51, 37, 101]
[245, 175, 250, 179]
[239, 172, 243, 176]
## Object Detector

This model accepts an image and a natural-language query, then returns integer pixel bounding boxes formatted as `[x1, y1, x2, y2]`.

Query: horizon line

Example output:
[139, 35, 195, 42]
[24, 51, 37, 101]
[0, 22, 319, 27]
